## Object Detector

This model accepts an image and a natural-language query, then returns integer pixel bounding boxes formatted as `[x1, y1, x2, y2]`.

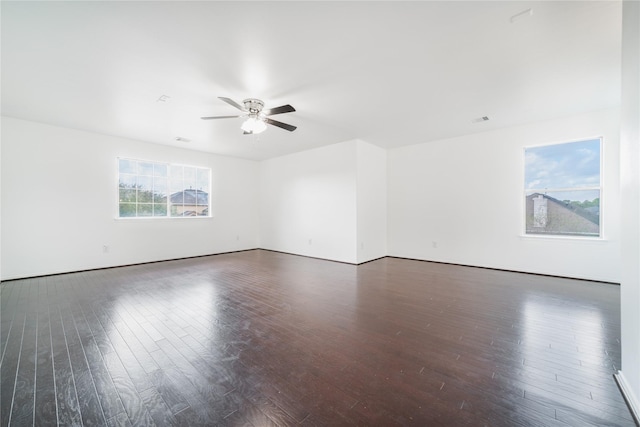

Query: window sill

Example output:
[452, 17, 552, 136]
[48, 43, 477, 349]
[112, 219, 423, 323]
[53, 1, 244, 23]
[114, 216, 213, 221]
[519, 234, 608, 242]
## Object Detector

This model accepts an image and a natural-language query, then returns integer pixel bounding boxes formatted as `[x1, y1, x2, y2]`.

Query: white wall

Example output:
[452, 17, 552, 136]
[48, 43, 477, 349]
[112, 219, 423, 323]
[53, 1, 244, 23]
[388, 109, 621, 283]
[619, 0, 640, 416]
[258, 139, 388, 265]
[1, 112, 623, 283]
[259, 141, 358, 263]
[356, 140, 387, 263]
[1, 116, 259, 280]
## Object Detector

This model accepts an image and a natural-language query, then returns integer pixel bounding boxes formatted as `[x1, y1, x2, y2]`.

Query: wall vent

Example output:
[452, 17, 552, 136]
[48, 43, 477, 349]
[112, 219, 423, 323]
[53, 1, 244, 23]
[472, 116, 490, 123]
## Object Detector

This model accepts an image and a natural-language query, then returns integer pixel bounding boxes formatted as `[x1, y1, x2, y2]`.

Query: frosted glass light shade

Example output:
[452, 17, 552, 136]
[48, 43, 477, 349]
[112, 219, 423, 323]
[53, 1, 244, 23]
[241, 117, 267, 134]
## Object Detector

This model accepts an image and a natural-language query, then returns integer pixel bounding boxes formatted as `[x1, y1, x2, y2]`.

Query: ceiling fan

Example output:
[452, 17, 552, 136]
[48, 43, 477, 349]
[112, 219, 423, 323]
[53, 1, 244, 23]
[201, 97, 297, 134]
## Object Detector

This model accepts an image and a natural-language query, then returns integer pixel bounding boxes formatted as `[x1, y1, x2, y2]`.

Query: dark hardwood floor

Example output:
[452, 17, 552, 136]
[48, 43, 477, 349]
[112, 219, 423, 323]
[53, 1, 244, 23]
[0, 249, 635, 426]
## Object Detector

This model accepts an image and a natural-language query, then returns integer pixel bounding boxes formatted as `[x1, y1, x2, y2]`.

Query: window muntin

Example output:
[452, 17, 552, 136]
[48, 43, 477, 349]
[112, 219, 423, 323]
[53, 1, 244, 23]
[524, 138, 601, 237]
[118, 158, 210, 218]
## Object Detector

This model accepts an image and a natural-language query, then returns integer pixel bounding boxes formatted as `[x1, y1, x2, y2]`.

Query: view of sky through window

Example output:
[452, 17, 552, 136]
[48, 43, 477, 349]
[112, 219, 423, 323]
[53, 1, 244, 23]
[525, 139, 601, 201]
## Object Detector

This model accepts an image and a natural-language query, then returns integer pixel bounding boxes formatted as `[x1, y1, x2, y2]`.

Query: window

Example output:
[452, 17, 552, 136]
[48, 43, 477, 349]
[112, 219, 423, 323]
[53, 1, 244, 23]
[118, 158, 210, 218]
[524, 138, 601, 237]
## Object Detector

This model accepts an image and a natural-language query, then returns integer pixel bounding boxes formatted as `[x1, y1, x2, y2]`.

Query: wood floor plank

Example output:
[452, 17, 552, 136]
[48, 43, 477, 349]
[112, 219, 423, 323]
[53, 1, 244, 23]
[82, 334, 127, 420]
[244, 393, 298, 426]
[50, 305, 83, 426]
[154, 337, 230, 403]
[108, 312, 161, 375]
[101, 349, 157, 426]
[147, 347, 203, 405]
[1, 298, 19, 423]
[0, 283, 18, 366]
[8, 308, 37, 426]
[64, 339, 108, 425]
[139, 386, 179, 427]
[106, 411, 134, 427]
[0, 250, 634, 426]
[172, 405, 210, 427]
[34, 306, 58, 426]
[95, 304, 155, 394]
[147, 368, 190, 415]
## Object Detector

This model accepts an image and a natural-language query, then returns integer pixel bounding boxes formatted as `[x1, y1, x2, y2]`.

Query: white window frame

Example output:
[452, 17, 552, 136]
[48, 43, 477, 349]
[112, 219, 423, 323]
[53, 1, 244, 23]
[117, 157, 212, 219]
[523, 137, 603, 239]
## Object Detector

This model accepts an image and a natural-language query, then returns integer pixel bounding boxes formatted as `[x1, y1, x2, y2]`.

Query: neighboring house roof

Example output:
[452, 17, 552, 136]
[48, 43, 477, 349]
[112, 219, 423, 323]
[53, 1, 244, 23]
[526, 193, 599, 225]
[170, 189, 208, 205]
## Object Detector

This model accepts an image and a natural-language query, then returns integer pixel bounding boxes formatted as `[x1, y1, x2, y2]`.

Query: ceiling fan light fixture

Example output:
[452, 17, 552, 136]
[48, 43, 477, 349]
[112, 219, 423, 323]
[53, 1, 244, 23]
[241, 116, 267, 134]
[202, 97, 296, 133]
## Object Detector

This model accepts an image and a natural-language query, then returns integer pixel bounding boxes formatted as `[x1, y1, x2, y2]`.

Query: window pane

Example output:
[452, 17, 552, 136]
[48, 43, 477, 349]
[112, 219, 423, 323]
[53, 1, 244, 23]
[153, 204, 167, 216]
[197, 168, 209, 192]
[137, 176, 152, 191]
[169, 165, 185, 217]
[119, 203, 137, 217]
[170, 191, 184, 205]
[195, 189, 207, 206]
[153, 178, 167, 204]
[195, 168, 211, 216]
[119, 188, 136, 203]
[137, 176, 153, 203]
[170, 165, 184, 178]
[119, 173, 136, 188]
[526, 190, 600, 236]
[169, 189, 183, 217]
[170, 166, 184, 192]
[138, 203, 153, 216]
[525, 139, 600, 190]
[154, 163, 167, 177]
[138, 162, 154, 176]
[119, 159, 136, 174]
[184, 167, 196, 188]
[153, 192, 167, 204]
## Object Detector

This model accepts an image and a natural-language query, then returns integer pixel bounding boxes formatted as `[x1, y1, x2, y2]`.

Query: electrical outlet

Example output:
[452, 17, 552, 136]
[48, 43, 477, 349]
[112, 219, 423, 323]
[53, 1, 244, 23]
[432, 241, 438, 248]
[308, 238, 312, 245]
[103, 245, 109, 253]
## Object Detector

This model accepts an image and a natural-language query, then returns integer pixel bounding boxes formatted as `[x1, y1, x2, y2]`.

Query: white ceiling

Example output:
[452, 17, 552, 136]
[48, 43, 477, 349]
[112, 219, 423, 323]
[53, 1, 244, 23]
[1, 1, 622, 161]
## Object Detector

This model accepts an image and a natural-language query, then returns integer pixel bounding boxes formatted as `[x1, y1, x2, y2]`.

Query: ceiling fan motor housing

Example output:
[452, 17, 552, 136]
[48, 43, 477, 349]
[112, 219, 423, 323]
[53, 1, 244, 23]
[243, 99, 264, 114]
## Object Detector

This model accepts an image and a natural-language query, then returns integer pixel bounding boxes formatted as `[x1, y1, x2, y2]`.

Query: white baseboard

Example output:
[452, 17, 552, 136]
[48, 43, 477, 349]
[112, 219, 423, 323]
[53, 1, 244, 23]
[614, 370, 640, 425]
